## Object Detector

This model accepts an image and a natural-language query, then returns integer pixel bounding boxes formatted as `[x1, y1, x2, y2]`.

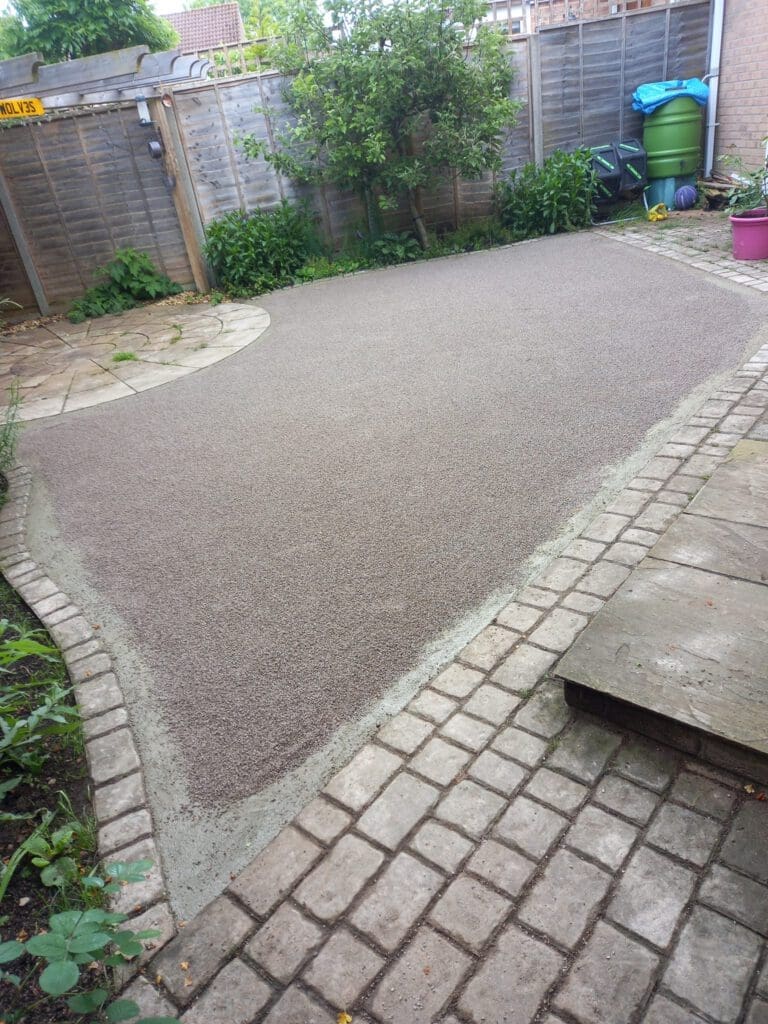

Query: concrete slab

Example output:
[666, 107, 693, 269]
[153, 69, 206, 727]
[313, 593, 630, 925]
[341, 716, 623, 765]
[557, 560, 768, 756]
[651, 513, 768, 585]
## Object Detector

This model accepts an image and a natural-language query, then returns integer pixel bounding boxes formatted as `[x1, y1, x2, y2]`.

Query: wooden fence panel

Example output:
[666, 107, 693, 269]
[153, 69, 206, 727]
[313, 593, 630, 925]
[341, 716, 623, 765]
[0, 204, 36, 311]
[539, 0, 710, 154]
[0, 107, 193, 309]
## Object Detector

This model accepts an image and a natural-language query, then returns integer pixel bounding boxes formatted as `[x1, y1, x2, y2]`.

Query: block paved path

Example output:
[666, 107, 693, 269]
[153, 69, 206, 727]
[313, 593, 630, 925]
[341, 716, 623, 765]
[119, 344, 768, 1022]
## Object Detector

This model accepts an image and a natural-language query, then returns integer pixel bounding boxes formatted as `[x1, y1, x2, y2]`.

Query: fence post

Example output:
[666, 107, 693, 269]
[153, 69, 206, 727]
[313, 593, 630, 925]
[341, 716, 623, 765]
[0, 167, 50, 315]
[528, 33, 545, 167]
[152, 97, 211, 293]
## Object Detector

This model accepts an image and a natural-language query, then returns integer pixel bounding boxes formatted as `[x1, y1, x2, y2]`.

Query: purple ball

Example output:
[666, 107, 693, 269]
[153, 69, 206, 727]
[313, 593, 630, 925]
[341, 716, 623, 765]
[674, 185, 698, 210]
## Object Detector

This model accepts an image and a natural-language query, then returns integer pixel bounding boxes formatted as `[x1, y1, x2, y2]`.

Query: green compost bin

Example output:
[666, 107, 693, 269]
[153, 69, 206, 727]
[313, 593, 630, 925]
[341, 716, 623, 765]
[642, 97, 704, 178]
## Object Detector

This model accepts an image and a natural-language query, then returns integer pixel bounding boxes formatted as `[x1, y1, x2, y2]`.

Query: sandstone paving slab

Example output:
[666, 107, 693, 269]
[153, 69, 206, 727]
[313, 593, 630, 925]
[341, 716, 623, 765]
[368, 926, 472, 1023]
[699, 863, 768, 937]
[262, 986, 332, 1023]
[565, 804, 638, 871]
[153, 895, 254, 1005]
[491, 726, 548, 766]
[302, 928, 384, 1008]
[294, 834, 384, 922]
[607, 846, 696, 948]
[545, 718, 622, 783]
[246, 903, 324, 984]
[494, 795, 568, 859]
[229, 826, 322, 916]
[557, 560, 768, 756]
[524, 767, 589, 813]
[651, 512, 768, 584]
[429, 874, 510, 952]
[645, 802, 721, 866]
[668, 771, 735, 819]
[518, 848, 611, 948]
[457, 923, 563, 1024]
[663, 906, 762, 1023]
[512, 680, 572, 737]
[435, 779, 506, 838]
[720, 801, 768, 883]
[685, 440, 768, 527]
[350, 852, 443, 951]
[180, 958, 272, 1024]
[555, 921, 659, 1024]
[643, 995, 707, 1023]
[465, 838, 536, 896]
[409, 820, 473, 872]
[357, 773, 440, 850]
[468, 749, 526, 795]
[613, 738, 680, 792]
[1, 302, 269, 420]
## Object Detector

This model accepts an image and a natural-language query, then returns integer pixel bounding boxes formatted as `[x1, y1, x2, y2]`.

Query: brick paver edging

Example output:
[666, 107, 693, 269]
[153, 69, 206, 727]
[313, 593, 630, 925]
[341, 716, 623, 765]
[113, 340, 768, 1020]
[0, 468, 176, 961]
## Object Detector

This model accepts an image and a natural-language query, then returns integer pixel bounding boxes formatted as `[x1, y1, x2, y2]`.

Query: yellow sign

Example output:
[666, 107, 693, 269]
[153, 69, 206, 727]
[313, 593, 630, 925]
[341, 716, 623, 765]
[0, 97, 45, 119]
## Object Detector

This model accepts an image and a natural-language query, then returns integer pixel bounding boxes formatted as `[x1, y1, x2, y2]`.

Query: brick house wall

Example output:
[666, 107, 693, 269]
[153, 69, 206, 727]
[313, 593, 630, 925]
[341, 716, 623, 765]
[715, 0, 768, 172]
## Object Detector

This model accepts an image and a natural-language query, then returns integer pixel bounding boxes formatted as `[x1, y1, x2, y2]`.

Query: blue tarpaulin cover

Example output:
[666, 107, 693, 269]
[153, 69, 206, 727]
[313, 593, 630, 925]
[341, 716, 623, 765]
[632, 78, 709, 115]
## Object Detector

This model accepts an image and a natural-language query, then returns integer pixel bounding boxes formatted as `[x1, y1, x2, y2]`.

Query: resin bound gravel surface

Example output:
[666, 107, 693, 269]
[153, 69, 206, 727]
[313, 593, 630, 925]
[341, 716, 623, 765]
[17, 230, 768, 915]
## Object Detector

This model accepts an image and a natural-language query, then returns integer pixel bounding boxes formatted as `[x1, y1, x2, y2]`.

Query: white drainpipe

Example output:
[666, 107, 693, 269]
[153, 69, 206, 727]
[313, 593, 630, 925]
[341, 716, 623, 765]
[704, 0, 725, 178]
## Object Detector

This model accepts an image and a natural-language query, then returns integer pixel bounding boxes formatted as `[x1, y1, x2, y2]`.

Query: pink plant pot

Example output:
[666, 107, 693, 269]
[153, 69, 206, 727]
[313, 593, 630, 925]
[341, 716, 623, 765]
[730, 208, 768, 260]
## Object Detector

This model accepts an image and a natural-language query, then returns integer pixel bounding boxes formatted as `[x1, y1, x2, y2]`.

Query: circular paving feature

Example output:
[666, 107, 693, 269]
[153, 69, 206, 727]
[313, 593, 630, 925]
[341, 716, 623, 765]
[0, 302, 270, 420]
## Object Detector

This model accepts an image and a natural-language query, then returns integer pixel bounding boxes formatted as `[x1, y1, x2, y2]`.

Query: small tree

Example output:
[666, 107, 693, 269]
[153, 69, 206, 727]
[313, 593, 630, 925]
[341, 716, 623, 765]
[242, 0, 520, 247]
[0, 0, 178, 62]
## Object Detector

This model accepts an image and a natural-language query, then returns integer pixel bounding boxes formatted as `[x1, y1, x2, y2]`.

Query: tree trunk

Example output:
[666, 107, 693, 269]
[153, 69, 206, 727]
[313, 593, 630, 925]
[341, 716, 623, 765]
[363, 185, 381, 240]
[407, 187, 429, 249]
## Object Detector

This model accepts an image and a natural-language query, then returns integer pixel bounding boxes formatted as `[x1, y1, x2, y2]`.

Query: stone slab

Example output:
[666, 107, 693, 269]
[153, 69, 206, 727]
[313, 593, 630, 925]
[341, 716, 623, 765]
[651, 512, 768, 585]
[685, 440, 768, 527]
[557, 560, 768, 758]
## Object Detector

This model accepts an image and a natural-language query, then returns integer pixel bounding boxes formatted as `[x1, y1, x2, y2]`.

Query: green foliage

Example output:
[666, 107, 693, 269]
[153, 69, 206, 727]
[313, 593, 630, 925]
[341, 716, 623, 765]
[0, 296, 21, 330]
[0, 862, 176, 1022]
[369, 232, 422, 265]
[0, 0, 178, 61]
[434, 216, 513, 253]
[242, 0, 520, 246]
[496, 149, 597, 237]
[68, 249, 182, 323]
[720, 155, 768, 211]
[0, 618, 75, 832]
[112, 351, 138, 363]
[0, 380, 22, 478]
[293, 254, 365, 281]
[203, 201, 318, 295]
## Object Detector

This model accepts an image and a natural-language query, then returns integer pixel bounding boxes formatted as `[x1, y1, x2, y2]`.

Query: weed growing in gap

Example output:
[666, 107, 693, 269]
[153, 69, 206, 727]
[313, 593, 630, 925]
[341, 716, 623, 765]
[0, 379, 21, 478]
[112, 351, 138, 363]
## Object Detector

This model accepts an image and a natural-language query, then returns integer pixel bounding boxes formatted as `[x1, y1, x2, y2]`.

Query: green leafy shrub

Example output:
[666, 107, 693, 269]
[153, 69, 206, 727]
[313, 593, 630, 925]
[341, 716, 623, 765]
[496, 149, 596, 237]
[294, 255, 366, 282]
[436, 217, 514, 254]
[369, 232, 422, 266]
[720, 155, 768, 211]
[68, 249, 183, 323]
[203, 201, 318, 296]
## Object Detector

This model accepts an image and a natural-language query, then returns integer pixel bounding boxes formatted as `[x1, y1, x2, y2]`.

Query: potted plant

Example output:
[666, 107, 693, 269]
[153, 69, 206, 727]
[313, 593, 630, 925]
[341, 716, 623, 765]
[724, 147, 768, 260]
